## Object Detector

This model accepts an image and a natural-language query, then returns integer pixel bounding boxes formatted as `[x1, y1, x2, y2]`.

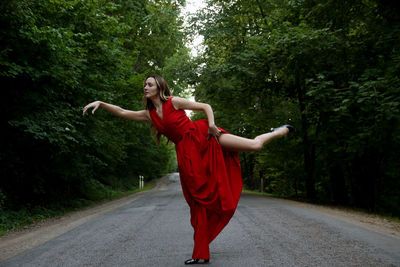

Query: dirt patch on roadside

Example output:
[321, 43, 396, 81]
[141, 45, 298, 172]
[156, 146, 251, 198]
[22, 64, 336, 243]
[281, 198, 400, 239]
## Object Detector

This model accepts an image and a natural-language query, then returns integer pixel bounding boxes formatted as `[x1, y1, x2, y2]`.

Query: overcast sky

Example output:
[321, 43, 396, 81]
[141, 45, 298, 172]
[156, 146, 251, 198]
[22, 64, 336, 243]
[182, 0, 207, 56]
[181, 0, 207, 103]
[183, 0, 206, 15]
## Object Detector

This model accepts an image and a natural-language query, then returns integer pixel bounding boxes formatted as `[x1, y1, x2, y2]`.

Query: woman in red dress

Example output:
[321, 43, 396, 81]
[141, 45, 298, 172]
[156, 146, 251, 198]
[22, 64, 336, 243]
[83, 74, 293, 265]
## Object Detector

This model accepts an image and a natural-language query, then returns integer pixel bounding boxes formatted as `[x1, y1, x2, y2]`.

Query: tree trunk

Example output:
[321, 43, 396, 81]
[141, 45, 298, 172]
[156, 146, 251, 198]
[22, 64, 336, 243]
[295, 68, 316, 199]
[330, 162, 348, 205]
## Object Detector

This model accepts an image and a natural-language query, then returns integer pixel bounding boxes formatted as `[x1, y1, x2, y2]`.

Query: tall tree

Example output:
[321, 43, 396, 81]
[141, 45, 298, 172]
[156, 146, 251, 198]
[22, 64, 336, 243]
[0, 0, 186, 210]
[190, 0, 400, 214]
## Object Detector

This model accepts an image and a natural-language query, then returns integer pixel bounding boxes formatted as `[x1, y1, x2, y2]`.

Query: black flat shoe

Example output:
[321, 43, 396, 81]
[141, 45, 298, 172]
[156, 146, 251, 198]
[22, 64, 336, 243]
[270, 124, 295, 133]
[184, 259, 210, 264]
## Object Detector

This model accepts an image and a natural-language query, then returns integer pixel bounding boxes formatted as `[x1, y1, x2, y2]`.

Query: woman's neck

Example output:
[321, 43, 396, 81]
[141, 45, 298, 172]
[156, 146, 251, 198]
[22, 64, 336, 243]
[151, 97, 163, 110]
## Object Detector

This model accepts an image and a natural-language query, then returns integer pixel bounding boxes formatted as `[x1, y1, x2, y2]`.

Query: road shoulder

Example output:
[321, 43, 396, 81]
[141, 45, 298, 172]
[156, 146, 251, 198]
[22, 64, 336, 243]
[0, 175, 172, 261]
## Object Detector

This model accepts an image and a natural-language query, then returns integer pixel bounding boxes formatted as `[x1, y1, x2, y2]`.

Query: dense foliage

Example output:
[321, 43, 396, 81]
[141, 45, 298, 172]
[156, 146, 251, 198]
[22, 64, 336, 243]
[191, 0, 399, 215]
[0, 0, 188, 213]
[1, 0, 399, 225]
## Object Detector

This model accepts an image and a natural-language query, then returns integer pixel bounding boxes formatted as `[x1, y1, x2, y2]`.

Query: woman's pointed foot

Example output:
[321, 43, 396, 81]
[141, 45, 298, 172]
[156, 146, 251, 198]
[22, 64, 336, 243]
[184, 259, 210, 264]
[270, 124, 295, 133]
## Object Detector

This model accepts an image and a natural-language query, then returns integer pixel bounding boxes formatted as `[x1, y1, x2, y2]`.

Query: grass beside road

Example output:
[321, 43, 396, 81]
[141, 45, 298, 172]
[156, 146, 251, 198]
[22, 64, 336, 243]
[0, 182, 155, 237]
[242, 188, 400, 223]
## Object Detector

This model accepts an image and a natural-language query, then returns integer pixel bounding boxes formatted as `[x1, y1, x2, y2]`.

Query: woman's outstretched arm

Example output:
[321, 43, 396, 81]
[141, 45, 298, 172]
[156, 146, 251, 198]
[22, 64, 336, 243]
[83, 101, 150, 122]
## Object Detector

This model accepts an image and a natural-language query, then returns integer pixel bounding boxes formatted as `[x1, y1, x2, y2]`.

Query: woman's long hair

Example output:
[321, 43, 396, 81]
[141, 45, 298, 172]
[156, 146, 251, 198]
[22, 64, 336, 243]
[143, 74, 171, 145]
[143, 74, 171, 110]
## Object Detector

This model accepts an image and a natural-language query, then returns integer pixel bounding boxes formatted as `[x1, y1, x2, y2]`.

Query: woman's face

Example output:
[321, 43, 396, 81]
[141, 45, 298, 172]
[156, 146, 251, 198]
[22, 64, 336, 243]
[144, 77, 159, 99]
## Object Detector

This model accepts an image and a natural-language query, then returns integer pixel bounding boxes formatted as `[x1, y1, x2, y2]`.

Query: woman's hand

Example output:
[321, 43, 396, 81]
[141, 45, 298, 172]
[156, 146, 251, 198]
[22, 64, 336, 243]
[208, 123, 222, 143]
[83, 101, 101, 116]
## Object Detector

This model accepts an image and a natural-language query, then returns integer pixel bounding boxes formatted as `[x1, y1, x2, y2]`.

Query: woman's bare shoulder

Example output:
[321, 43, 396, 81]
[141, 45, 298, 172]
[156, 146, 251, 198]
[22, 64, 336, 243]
[170, 96, 186, 109]
[170, 96, 207, 111]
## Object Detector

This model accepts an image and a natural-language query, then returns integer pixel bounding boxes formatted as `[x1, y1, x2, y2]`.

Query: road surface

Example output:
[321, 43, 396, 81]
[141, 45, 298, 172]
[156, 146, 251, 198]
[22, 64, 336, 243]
[1, 173, 399, 266]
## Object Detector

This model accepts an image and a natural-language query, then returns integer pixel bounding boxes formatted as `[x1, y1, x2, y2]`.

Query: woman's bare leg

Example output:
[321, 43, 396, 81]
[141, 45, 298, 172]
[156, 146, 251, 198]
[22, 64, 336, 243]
[218, 127, 289, 152]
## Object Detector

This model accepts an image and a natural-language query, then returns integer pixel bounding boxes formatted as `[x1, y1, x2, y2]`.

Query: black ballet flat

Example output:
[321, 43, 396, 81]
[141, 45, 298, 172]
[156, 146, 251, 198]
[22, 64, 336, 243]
[270, 124, 295, 133]
[184, 259, 210, 264]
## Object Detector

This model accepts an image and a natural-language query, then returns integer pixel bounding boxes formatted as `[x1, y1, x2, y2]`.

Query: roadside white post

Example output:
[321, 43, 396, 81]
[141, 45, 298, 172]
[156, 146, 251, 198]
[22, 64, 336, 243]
[260, 178, 264, 193]
[139, 175, 144, 189]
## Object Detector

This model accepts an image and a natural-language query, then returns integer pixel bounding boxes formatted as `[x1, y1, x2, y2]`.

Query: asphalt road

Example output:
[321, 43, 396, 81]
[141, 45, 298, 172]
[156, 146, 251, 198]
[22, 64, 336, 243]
[1, 173, 399, 266]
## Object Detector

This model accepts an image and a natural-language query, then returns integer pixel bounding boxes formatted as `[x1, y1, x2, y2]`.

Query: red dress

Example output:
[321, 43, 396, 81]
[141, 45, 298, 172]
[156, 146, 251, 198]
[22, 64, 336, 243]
[149, 97, 243, 259]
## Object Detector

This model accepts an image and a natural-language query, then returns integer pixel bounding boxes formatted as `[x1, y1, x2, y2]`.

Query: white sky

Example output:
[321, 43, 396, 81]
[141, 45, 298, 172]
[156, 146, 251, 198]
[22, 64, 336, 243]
[180, 0, 207, 108]
[183, 0, 207, 16]
[182, 0, 207, 57]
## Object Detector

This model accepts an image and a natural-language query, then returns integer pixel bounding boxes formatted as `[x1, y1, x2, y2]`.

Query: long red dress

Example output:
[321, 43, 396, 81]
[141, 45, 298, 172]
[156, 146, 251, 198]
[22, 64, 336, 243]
[149, 97, 243, 260]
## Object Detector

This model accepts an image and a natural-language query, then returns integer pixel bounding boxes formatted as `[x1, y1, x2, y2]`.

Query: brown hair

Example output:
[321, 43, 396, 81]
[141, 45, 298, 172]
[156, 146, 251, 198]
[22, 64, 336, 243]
[143, 74, 171, 111]
[143, 74, 172, 145]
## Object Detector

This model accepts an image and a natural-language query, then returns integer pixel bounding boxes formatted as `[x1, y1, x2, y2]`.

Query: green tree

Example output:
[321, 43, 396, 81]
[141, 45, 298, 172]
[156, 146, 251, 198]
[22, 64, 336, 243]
[0, 0, 185, 212]
[190, 0, 400, 215]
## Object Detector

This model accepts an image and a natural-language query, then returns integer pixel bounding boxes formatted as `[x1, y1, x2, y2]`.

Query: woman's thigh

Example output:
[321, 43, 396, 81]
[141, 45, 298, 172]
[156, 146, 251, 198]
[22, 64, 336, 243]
[218, 133, 258, 152]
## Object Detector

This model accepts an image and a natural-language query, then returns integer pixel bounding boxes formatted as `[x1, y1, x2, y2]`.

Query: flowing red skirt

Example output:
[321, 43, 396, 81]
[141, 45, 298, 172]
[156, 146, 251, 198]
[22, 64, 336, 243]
[175, 119, 243, 259]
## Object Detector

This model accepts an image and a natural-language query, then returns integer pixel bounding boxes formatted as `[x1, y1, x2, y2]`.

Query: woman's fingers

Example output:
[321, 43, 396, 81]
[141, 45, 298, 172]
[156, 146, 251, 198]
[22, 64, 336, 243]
[207, 126, 222, 144]
[83, 102, 99, 116]
[83, 105, 92, 115]
[207, 133, 220, 144]
[92, 104, 99, 114]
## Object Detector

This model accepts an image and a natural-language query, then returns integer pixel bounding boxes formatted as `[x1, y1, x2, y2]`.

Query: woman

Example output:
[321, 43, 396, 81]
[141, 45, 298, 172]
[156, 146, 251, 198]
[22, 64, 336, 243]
[83, 74, 293, 264]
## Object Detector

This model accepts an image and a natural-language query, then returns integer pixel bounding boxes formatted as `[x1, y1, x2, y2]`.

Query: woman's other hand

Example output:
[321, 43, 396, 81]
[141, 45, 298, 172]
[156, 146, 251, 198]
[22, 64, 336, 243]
[208, 123, 222, 143]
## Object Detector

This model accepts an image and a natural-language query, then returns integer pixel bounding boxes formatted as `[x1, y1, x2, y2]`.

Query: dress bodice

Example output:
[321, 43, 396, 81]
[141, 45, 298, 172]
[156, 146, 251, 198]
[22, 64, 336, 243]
[149, 97, 193, 144]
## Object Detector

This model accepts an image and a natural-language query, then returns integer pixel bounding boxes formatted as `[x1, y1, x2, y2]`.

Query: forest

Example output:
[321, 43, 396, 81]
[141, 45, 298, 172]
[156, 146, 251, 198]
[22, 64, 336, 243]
[1, 0, 399, 233]
[189, 0, 400, 215]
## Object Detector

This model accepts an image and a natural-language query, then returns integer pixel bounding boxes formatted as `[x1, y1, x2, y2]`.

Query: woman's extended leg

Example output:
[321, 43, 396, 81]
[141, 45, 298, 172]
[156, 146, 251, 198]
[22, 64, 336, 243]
[218, 127, 289, 152]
